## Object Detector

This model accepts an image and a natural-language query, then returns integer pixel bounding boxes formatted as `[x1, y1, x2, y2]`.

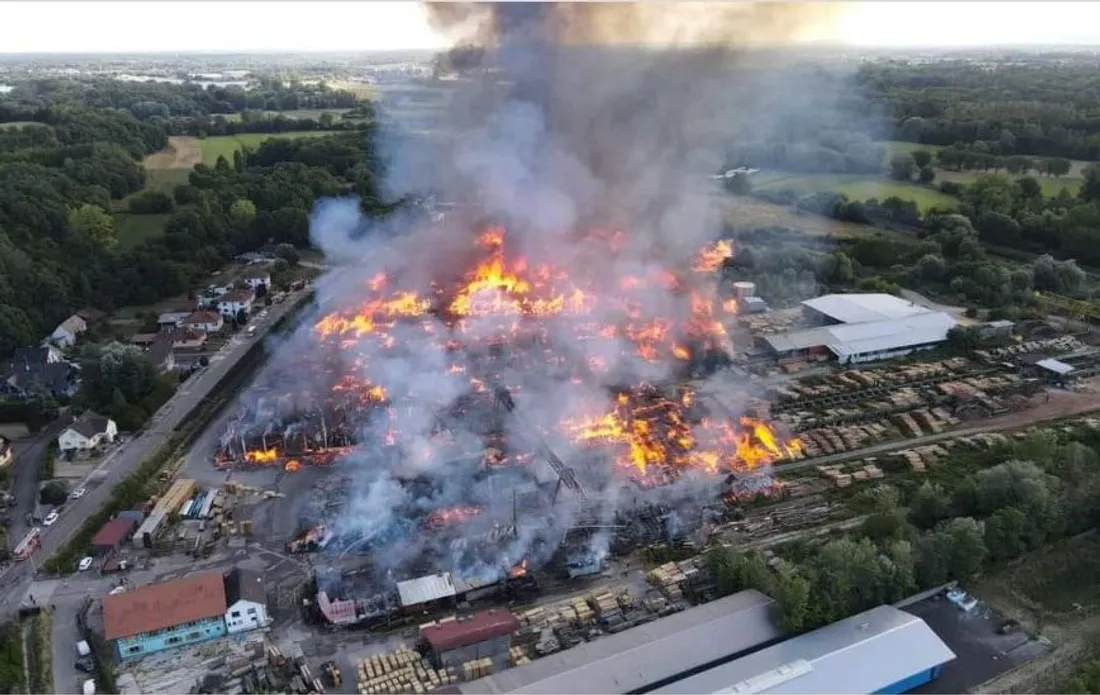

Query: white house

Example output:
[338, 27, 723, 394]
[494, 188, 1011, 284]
[217, 290, 254, 319]
[242, 271, 272, 292]
[50, 315, 88, 348]
[58, 411, 118, 452]
[169, 328, 207, 350]
[223, 568, 269, 634]
[184, 310, 224, 333]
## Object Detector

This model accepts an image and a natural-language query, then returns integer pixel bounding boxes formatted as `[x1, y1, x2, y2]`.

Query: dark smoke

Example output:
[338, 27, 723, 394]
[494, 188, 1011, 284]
[240, 2, 858, 589]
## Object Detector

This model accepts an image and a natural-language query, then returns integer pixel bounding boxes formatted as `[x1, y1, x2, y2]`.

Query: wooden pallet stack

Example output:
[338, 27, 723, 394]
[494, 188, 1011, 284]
[462, 658, 494, 681]
[356, 648, 456, 695]
[509, 646, 532, 667]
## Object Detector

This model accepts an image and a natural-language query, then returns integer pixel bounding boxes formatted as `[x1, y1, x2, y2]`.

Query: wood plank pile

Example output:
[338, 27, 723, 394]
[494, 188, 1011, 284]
[462, 658, 494, 682]
[356, 648, 456, 695]
[508, 646, 531, 667]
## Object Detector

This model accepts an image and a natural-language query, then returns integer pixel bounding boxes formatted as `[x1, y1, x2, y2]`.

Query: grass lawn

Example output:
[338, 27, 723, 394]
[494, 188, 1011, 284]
[197, 131, 339, 165]
[115, 213, 171, 250]
[881, 140, 943, 160]
[715, 194, 876, 239]
[979, 533, 1100, 621]
[145, 167, 191, 191]
[753, 172, 959, 212]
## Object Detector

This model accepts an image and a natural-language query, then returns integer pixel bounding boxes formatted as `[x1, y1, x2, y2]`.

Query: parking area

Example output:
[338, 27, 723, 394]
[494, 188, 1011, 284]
[909, 591, 1050, 694]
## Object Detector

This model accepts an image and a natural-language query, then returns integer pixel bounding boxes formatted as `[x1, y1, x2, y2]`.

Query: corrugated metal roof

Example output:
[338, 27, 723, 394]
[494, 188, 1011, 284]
[764, 312, 956, 358]
[424, 609, 520, 653]
[92, 517, 136, 548]
[1036, 358, 1075, 375]
[458, 589, 783, 695]
[397, 573, 457, 607]
[802, 294, 930, 324]
[652, 604, 956, 695]
[827, 312, 957, 359]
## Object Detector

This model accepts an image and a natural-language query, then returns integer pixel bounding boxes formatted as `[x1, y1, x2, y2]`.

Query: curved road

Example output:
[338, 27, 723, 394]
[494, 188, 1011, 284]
[0, 288, 312, 616]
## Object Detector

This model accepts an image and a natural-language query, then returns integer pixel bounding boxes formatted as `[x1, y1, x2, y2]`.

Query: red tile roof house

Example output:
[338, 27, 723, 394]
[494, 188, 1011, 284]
[184, 310, 224, 333]
[103, 572, 228, 660]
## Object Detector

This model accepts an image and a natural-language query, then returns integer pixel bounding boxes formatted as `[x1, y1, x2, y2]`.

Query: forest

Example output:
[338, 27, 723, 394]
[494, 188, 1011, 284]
[0, 77, 388, 358]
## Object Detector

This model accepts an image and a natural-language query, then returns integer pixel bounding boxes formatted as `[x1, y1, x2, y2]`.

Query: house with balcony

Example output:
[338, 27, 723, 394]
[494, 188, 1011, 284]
[58, 411, 118, 452]
[217, 290, 254, 319]
[103, 572, 228, 660]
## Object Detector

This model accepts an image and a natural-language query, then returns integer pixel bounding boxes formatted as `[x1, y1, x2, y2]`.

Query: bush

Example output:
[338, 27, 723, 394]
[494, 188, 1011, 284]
[39, 481, 68, 506]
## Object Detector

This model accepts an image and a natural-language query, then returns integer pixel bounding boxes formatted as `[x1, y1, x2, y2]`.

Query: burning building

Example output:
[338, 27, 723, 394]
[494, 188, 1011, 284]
[215, 3, 847, 598]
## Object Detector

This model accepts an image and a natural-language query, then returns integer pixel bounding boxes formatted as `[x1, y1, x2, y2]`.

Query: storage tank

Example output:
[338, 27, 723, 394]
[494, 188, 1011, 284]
[732, 282, 756, 300]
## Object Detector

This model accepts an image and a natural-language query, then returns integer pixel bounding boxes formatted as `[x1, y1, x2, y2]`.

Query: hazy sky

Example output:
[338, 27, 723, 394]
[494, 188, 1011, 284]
[4, 2, 1100, 54]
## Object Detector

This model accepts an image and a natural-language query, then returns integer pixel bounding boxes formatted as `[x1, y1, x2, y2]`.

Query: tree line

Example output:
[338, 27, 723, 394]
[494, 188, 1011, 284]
[860, 58, 1100, 161]
[708, 425, 1100, 634]
[0, 94, 386, 358]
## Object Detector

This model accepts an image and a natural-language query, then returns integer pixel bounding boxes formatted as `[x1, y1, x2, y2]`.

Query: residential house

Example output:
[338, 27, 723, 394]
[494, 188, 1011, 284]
[0, 436, 11, 468]
[184, 310, 224, 333]
[157, 311, 191, 330]
[217, 290, 254, 319]
[103, 572, 228, 660]
[145, 334, 176, 374]
[50, 314, 88, 348]
[2, 346, 79, 399]
[169, 328, 207, 350]
[241, 270, 272, 293]
[223, 568, 270, 634]
[58, 411, 118, 452]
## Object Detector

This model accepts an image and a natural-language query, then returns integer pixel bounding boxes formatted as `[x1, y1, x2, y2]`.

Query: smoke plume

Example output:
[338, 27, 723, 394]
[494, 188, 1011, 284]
[241, 2, 857, 590]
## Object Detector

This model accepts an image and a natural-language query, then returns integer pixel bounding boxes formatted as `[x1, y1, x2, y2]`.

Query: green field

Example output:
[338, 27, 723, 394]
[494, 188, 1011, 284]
[115, 213, 171, 250]
[197, 131, 339, 165]
[754, 172, 960, 212]
[0, 121, 46, 130]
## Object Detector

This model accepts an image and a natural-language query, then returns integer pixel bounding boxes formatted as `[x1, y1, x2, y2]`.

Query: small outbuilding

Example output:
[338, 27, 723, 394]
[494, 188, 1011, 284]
[92, 517, 137, 555]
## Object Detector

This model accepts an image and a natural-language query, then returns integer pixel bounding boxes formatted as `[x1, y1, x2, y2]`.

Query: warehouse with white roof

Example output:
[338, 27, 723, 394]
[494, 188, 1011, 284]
[763, 293, 958, 364]
[652, 604, 956, 695]
[457, 590, 785, 695]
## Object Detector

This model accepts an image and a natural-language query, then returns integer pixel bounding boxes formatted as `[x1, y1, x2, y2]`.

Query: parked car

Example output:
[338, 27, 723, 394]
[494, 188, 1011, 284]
[78, 556, 94, 572]
[74, 658, 95, 674]
[43, 511, 59, 526]
[70, 487, 86, 500]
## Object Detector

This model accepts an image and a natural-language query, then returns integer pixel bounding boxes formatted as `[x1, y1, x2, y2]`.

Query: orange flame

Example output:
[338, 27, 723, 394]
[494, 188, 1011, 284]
[245, 449, 278, 464]
[510, 559, 528, 578]
[425, 505, 482, 528]
[285, 460, 301, 472]
[693, 239, 733, 273]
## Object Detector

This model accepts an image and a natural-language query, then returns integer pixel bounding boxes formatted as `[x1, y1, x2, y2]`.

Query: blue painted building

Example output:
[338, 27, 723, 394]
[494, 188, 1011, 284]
[103, 571, 229, 660]
[650, 604, 956, 695]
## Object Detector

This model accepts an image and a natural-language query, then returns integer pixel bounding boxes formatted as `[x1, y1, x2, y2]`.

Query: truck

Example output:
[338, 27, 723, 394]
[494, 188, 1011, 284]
[13, 528, 41, 561]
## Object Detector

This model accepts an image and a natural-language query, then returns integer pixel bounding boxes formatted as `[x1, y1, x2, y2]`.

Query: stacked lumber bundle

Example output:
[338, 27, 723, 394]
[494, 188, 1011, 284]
[462, 658, 494, 681]
[514, 606, 545, 628]
[509, 646, 532, 667]
[356, 648, 456, 695]
[646, 563, 685, 601]
[587, 588, 623, 619]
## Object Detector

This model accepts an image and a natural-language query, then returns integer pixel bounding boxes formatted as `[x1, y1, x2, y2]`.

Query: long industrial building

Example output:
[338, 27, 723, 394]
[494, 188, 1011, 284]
[651, 604, 956, 695]
[457, 590, 785, 694]
[763, 294, 958, 364]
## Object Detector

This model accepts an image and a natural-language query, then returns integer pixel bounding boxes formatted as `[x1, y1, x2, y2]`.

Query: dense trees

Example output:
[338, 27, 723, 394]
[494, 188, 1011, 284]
[0, 75, 386, 359]
[75, 343, 176, 431]
[709, 426, 1100, 634]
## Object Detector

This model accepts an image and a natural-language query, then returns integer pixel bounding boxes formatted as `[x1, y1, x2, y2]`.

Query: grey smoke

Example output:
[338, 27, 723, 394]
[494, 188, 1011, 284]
[231, 2, 860, 586]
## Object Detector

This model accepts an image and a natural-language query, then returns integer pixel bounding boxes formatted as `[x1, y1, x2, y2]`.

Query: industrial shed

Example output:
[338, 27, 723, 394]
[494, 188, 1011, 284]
[423, 609, 521, 668]
[651, 604, 956, 695]
[458, 589, 783, 695]
[802, 294, 930, 325]
[764, 312, 957, 364]
[398, 573, 458, 612]
[92, 517, 137, 555]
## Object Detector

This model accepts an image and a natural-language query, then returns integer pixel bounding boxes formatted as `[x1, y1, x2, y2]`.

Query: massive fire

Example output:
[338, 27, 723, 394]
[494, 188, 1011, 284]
[223, 226, 798, 487]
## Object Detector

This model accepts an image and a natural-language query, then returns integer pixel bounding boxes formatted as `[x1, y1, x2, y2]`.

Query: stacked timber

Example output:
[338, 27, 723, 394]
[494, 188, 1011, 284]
[587, 589, 624, 621]
[462, 658, 494, 681]
[515, 606, 546, 628]
[570, 597, 595, 624]
[897, 450, 926, 472]
[356, 648, 455, 695]
[646, 564, 686, 601]
[509, 646, 531, 667]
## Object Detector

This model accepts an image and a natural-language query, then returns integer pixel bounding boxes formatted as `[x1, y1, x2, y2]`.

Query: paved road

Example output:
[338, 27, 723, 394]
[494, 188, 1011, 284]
[0, 288, 313, 618]
[6, 418, 72, 541]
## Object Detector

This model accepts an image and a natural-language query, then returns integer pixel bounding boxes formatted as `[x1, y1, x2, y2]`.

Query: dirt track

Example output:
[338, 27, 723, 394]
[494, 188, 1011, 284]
[142, 136, 201, 170]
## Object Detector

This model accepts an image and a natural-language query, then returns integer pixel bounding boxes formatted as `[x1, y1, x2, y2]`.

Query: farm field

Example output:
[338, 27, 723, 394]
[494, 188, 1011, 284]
[753, 172, 960, 212]
[881, 140, 1089, 196]
[715, 194, 877, 238]
[195, 131, 339, 165]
